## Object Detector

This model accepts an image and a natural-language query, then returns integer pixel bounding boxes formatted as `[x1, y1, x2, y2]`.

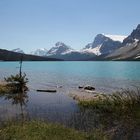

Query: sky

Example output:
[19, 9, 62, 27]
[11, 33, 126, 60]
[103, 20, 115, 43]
[0, 0, 140, 53]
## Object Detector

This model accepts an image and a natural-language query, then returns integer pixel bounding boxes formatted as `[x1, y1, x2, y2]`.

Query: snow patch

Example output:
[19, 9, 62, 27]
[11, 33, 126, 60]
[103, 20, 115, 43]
[134, 38, 139, 42]
[104, 34, 127, 42]
[135, 55, 140, 59]
[61, 49, 78, 55]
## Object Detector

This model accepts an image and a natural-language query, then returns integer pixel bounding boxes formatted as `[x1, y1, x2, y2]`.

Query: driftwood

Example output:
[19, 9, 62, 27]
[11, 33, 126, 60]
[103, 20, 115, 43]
[36, 89, 57, 93]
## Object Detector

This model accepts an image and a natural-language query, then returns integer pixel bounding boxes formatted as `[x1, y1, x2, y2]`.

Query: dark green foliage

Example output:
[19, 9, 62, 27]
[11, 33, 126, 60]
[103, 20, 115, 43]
[4, 73, 28, 93]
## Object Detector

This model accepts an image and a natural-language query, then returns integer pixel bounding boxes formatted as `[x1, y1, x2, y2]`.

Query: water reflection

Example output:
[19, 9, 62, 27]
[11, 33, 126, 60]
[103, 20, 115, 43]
[67, 101, 140, 140]
[3, 90, 28, 120]
[0, 73, 29, 121]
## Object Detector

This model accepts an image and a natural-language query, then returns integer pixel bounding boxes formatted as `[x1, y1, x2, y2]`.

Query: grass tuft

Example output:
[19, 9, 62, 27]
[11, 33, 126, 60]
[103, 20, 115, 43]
[78, 88, 140, 139]
[79, 89, 140, 115]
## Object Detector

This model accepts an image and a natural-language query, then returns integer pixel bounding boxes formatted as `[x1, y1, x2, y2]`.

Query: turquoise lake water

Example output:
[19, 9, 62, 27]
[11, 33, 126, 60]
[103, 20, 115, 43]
[0, 61, 140, 123]
[0, 61, 140, 92]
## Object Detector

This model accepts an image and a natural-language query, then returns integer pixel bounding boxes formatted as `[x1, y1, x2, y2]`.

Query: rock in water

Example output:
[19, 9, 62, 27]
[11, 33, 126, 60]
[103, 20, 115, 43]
[84, 86, 95, 91]
[78, 86, 84, 89]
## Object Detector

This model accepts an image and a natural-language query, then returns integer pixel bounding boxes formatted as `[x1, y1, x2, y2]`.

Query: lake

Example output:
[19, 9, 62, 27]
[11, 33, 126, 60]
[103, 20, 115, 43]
[0, 61, 140, 126]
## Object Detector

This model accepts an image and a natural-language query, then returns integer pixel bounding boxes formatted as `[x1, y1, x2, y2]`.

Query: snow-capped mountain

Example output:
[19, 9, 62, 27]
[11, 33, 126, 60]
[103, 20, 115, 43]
[31, 48, 48, 56]
[47, 42, 74, 56]
[11, 48, 24, 54]
[83, 34, 126, 56]
[45, 42, 96, 60]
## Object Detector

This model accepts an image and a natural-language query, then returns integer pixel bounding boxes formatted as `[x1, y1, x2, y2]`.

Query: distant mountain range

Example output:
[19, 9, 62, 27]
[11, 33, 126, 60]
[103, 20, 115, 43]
[1, 24, 140, 61]
[29, 34, 127, 60]
[0, 49, 60, 61]
[44, 42, 97, 60]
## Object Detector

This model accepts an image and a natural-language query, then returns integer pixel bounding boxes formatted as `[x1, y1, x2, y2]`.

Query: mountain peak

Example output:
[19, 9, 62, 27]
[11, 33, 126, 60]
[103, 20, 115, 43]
[47, 42, 73, 56]
[130, 24, 140, 39]
[136, 24, 140, 29]
[122, 24, 140, 45]
[55, 42, 65, 47]
[84, 33, 122, 56]
[54, 42, 72, 50]
[91, 34, 109, 48]
[96, 34, 105, 38]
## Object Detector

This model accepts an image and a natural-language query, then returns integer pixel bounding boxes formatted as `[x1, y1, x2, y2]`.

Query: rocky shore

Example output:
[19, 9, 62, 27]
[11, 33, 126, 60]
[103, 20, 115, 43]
[69, 85, 103, 101]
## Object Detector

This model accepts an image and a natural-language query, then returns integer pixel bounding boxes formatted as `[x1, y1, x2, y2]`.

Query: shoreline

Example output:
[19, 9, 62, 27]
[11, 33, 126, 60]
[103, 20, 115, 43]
[69, 89, 103, 101]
